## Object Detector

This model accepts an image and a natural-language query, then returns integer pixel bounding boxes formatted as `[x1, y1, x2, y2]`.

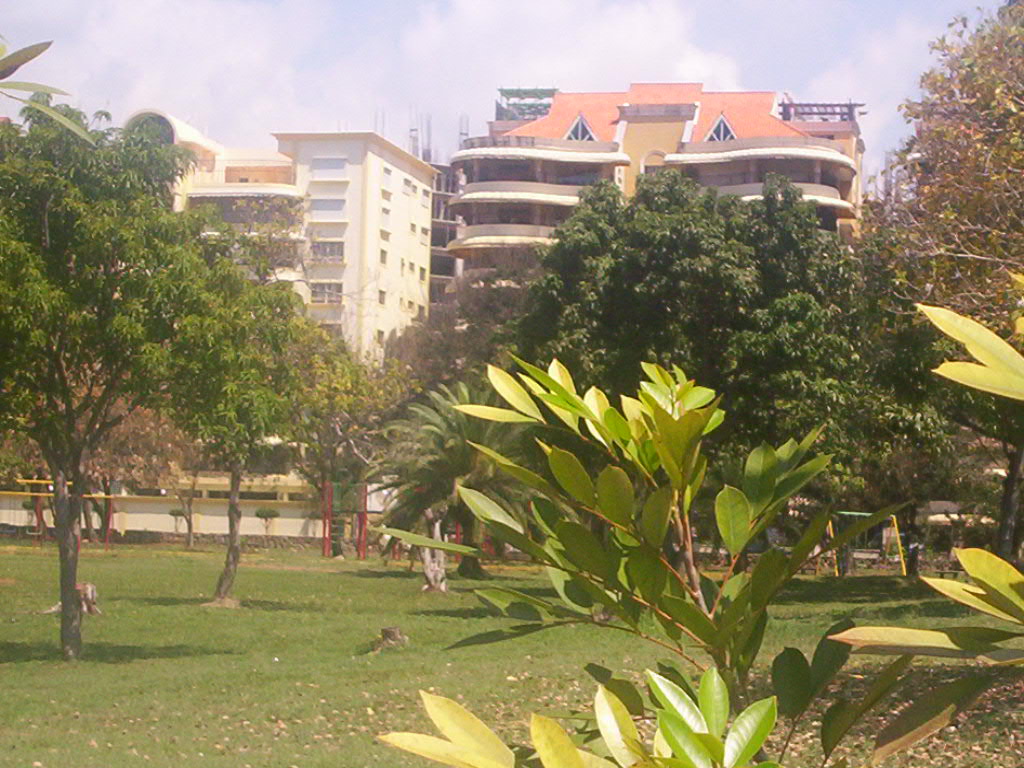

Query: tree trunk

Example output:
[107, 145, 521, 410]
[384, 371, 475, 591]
[456, 515, 487, 579]
[213, 463, 243, 601]
[184, 498, 195, 549]
[421, 516, 448, 592]
[997, 443, 1024, 559]
[52, 467, 83, 660]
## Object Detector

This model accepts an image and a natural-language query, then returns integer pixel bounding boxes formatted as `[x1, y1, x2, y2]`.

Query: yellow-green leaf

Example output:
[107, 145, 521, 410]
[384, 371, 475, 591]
[955, 547, 1024, 624]
[488, 364, 542, 419]
[715, 486, 751, 556]
[595, 686, 640, 767]
[421, 692, 515, 767]
[531, 714, 584, 768]
[455, 404, 539, 423]
[549, 448, 595, 505]
[919, 303, 1024, 380]
[596, 466, 634, 526]
[933, 361, 1024, 401]
[379, 732, 508, 768]
[641, 487, 674, 546]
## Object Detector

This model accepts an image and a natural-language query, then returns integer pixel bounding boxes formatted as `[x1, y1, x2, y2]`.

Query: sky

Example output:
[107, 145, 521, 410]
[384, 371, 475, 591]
[2, 0, 1006, 179]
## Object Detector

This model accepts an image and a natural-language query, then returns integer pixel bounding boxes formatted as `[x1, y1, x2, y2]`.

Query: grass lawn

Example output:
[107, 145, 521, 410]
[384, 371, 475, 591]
[0, 542, 1021, 768]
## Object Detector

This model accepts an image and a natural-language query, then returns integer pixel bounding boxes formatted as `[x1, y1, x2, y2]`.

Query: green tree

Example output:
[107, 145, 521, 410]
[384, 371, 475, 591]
[518, 174, 941, 507]
[869, 4, 1024, 557]
[0, 107, 212, 658]
[165, 260, 303, 604]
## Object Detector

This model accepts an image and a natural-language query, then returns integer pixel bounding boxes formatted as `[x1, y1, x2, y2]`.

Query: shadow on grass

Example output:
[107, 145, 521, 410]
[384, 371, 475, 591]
[351, 569, 420, 580]
[774, 576, 936, 606]
[0, 641, 238, 664]
[411, 606, 493, 620]
[119, 596, 324, 612]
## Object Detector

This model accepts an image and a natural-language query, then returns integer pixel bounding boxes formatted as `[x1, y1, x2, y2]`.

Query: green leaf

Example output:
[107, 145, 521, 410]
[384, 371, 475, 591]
[659, 596, 718, 646]
[872, 674, 993, 765]
[531, 713, 584, 768]
[557, 521, 612, 581]
[920, 575, 1024, 625]
[0, 81, 68, 94]
[584, 665, 647, 717]
[487, 364, 543, 419]
[715, 486, 751, 556]
[693, 733, 725, 764]
[625, 547, 668, 603]
[468, 441, 556, 496]
[821, 655, 911, 759]
[698, 668, 729, 739]
[771, 648, 812, 718]
[454, 404, 538, 422]
[594, 686, 640, 767]
[771, 454, 831, 504]
[919, 303, 1024, 380]
[955, 547, 1024, 624]
[656, 711, 712, 768]
[831, 625, 1020, 660]
[723, 697, 776, 768]
[458, 487, 524, 534]
[547, 567, 594, 614]
[809, 619, 854, 697]
[742, 445, 777, 512]
[377, 527, 480, 555]
[934, 361, 1024, 400]
[420, 691, 515, 767]
[0, 41, 51, 79]
[646, 670, 708, 733]
[642, 487, 674, 546]
[596, 466, 634, 526]
[549, 448, 596, 505]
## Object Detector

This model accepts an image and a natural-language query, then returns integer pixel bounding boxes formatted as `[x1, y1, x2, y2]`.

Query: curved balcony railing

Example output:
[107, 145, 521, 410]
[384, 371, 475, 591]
[451, 181, 583, 207]
[715, 182, 856, 213]
[186, 182, 303, 198]
[461, 135, 619, 152]
[447, 224, 556, 253]
[666, 137, 856, 172]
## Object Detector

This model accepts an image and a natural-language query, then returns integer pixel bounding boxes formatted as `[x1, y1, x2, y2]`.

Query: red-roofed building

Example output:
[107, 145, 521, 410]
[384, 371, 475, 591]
[448, 84, 863, 262]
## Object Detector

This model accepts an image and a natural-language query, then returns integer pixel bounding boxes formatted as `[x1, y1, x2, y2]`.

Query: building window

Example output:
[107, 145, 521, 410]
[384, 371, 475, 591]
[422, 188, 430, 207]
[382, 190, 392, 202]
[376, 330, 384, 345]
[419, 266, 426, 281]
[310, 157, 346, 180]
[401, 258, 406, 271]
[420, 226, 430, 244]
[403, 178, 414, 195]
[565, 114, 596, 141]
[379, 249, 387, 265]
[417, 304, 425, 320]
[382, 167, 392, 187]
[310, 241, 344, 261]
[378, 290, 386, 305]
[380, 230, 390, 242]
[706, 115, 736, 142]
[381, 207, 391, 228]
[309, 198, 345, 220]
[410, 223, 417, 234]
[310, 282, 343, 304]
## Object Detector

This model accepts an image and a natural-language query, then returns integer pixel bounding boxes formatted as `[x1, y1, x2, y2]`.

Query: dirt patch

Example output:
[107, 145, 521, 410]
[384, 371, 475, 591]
[0, 578, 15, 587]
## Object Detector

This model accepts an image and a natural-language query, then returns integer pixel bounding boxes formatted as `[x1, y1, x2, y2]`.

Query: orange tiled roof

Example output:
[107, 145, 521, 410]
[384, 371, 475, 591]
[506, 91, 626, 142]
[692, 91, 805, 140]
[502, 84, 807, 143]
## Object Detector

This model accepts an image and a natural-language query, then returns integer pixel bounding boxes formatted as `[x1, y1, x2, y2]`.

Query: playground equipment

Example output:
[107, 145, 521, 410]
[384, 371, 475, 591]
[10, 478, 117, 549]
[833, 510, 907, 576]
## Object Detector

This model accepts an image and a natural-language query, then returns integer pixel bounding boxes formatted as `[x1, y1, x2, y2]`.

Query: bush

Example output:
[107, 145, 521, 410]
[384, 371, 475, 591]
[255, 507, 280, 520]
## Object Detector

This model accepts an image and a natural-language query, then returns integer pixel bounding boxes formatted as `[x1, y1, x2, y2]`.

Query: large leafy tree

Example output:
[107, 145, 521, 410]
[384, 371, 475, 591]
[0, 106, 217, 658]
[517, 174, 935, 488]
[870, 3, 1024, 556]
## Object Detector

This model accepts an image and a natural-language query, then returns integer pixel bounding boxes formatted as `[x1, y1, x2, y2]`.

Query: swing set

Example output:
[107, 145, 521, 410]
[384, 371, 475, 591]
[826, 510, 907, 577]
[11, 478, 119, 550]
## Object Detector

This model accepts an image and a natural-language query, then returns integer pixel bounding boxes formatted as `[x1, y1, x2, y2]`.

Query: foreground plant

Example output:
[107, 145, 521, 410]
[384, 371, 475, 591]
[382, 668, 781, 768]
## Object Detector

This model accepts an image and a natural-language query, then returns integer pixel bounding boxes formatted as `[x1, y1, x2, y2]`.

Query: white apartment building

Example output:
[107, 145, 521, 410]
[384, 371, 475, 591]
[126, 110, 436, 357]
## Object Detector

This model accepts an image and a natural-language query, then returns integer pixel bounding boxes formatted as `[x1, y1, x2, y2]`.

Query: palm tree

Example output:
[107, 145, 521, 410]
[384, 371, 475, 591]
[375, 381, 533, 589]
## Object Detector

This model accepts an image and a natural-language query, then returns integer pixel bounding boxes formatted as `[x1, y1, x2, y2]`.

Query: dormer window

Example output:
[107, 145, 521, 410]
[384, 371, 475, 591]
[565, 114, 596, 141]
[706, 115, 736, 142]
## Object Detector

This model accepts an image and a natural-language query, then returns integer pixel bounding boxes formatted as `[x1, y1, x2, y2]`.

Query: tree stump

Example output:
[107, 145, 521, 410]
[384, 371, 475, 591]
[371, 626, 408, 653]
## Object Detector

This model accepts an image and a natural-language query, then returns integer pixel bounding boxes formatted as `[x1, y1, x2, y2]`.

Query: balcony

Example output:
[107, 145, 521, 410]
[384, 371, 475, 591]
[447, 224, 556, 255]
[187, 182, 303, 199]
[451, 181, 583, 208]
[714, 182, 856, 215]
[306, 303, 345, 326]
[666, 136, 856, 173]
[453, 135, 629, 166]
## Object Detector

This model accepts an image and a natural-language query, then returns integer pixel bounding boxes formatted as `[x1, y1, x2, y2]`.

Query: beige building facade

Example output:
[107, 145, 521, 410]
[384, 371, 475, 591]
[126, 111, 435, 357]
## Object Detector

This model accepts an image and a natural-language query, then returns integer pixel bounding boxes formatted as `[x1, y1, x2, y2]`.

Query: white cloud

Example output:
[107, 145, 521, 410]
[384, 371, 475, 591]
[4, 0, 739, 160]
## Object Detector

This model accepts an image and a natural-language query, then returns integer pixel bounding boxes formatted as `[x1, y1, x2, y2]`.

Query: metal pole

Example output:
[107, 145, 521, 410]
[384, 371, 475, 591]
[34, 492, 44, 546]
[104, 477, 113, 550]
[890, 515, 907, 576]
